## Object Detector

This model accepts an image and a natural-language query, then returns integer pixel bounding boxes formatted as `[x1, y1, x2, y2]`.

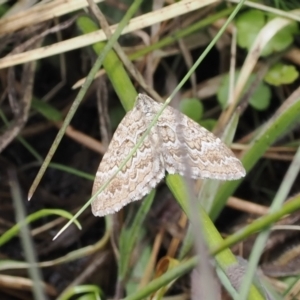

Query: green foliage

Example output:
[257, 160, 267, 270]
[265, 63, 299, 86]
[119, 191, 155, 281]
[179, 98, 203, 122]
[31, 98, 63, 121]
[180, 98, 219, 132]
[212, 94, 300, 220]
[77, 16, 137, 111]
[271, 0, 300, 10]
[58, 285, 103, 300]
[236, 10, 265, 49]
[125, 244, 151, 295]
[217, 71, 271, 111]
[263, 22, 298, 56]
[0, 209, 81, 248]
[109, 105, 126, 130]
[6, 0, 295, 298]
[199, 118, 217, 131]
[0, 4, 9, 17]
[235, 9, 298, 56]
[179, 98, 219, 132]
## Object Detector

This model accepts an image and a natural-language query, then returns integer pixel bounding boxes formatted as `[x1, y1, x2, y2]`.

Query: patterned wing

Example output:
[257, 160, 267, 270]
[91, 106, 165, 217]
[157, 105, 246, 180]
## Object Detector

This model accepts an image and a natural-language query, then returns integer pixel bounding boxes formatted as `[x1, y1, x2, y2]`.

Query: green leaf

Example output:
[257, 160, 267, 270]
[262, 22, 298, 56]
[249, 81, 271, 111]
[236, 10, 265, 49]
[265, 63, 299, 86]
[179, 98, 203, 121]
[235, 9, 298, 57]
[199, 118, 217, 131]
[31, 98, 63, 121]
[217, 71, 271, 111]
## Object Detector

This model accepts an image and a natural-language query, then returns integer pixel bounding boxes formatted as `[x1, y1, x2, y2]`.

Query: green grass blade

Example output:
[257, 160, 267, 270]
[0, 209, 81, 247]
[123, 257, 198, 300]
[77, 16, 137, 111]
[165, 175, 265, 300]
[28, 0, 144, 200]
[57, 285, 103, 300]
[239, 143, 300, 299]
[211, 193, 300, 255]
[129, 7, 235, 61]
[119, 190, 156, 281]
[9, 169, 47, 300]
[211, 87, 300, 220]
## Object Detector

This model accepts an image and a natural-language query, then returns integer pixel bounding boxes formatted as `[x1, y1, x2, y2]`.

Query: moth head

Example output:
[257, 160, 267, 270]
[135, 93, 156, 116]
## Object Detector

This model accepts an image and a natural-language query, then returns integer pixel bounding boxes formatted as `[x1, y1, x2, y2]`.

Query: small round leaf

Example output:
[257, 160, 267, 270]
[179, 98, 203, 122]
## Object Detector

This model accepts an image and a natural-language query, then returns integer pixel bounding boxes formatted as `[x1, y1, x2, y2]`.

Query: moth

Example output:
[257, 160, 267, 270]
[92, 94, 245, 216]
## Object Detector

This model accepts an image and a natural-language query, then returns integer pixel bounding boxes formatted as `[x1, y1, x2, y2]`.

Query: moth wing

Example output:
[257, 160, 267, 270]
[92, 108, 164, 217]
[157, 106, 245, 180]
